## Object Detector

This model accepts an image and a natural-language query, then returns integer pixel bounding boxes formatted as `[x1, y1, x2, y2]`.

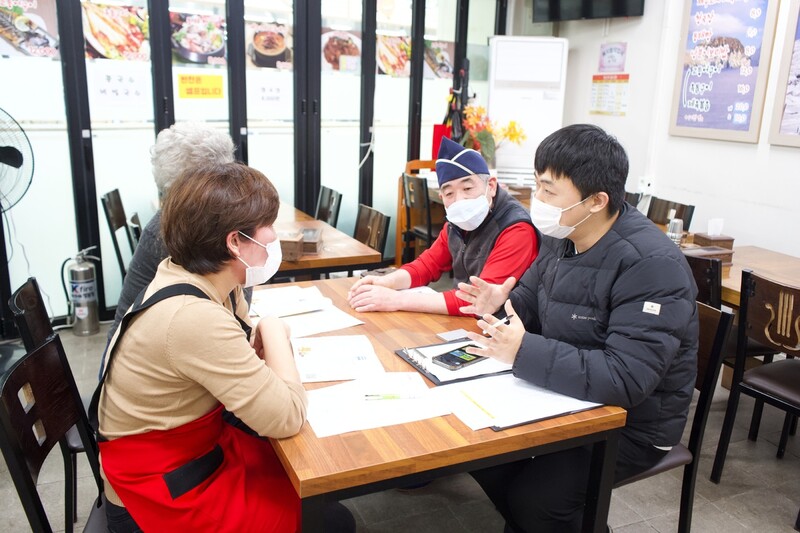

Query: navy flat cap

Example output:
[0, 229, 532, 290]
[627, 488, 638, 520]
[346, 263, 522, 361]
[435, 137, 490, 186]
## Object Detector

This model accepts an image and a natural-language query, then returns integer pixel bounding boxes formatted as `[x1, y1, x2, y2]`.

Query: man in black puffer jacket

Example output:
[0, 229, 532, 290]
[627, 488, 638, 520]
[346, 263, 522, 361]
[457, 124, 698, 533]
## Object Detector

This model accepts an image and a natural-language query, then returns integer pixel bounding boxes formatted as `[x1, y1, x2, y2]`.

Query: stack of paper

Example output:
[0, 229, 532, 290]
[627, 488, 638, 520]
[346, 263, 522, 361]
[432, 373, 602, 431]
[306, 373, 450, 437]
[291, 335, 385, 383]
[251, 286, 363, 337]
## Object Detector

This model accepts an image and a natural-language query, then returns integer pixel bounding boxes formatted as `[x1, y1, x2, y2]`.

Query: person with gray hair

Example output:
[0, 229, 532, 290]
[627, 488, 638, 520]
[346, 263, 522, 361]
[104, 122, 237, 349]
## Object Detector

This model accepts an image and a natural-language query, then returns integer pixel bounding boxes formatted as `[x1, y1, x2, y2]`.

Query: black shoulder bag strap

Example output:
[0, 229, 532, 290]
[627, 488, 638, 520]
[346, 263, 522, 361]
[88, 283, 210, 437]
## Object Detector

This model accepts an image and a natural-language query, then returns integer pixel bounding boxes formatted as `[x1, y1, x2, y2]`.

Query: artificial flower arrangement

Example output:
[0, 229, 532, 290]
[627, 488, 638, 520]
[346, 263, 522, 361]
[460, 105, 527, 166]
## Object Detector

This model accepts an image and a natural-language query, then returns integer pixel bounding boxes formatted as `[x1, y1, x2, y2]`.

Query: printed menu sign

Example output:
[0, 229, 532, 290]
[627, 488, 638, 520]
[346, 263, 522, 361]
[0, 0, 59, 58]
[670, 0, 779, 142]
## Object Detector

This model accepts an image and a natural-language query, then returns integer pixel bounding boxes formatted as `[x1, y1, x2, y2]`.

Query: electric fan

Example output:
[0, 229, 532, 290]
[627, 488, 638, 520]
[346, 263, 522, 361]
[0, 107, 34, 212]
[0, 107, 34, 338]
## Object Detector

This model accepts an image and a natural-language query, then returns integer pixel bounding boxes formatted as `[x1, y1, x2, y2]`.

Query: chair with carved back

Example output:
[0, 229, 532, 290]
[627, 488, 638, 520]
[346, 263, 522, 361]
[647, 197, 696, 230]
[614, 302, 732, 533]
[101, 189, 137, 279]
[8, 277, 85, 526]
[711, 270, 800, 488]
[315, 186, 343, 228]
[0, 335, 107, 532]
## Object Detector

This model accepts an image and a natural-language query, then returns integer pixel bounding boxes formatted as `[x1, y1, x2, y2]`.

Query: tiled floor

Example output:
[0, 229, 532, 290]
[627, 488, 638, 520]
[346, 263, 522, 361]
[1, 320, 798, 532]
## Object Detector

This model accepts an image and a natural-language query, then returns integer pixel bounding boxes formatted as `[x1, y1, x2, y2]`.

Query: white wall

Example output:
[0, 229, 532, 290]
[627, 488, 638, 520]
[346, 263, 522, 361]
[556, 0, 800, 257]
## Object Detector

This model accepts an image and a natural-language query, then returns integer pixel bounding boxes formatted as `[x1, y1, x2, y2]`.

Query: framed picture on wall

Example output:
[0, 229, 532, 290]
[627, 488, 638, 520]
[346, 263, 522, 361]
[669, 0, 780, 143]
[769, 0, 800, 147]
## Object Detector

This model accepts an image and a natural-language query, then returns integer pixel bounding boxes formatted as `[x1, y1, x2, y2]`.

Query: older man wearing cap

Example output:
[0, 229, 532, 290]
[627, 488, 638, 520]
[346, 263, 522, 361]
[347, 137, 537, 316]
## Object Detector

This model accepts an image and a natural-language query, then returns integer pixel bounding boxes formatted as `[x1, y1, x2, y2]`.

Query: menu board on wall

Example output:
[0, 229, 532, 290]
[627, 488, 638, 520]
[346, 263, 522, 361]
[769, 0, 800, 147]
[0, 0, 59, 58]
[669, 0, 779, 143]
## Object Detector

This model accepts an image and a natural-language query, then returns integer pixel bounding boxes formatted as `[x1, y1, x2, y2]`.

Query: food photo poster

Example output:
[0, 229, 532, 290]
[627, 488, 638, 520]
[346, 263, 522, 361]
[0, 0, 59, 59]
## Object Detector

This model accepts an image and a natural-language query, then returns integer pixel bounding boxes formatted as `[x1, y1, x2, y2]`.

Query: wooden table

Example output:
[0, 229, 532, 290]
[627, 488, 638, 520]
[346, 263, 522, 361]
[721, 245, 800, 306]
[264, 277, 627, 533]
[275, 203, 381, 277]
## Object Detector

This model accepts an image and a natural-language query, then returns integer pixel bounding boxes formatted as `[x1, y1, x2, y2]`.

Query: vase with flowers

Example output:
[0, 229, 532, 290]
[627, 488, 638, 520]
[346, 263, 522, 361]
[459, 104, 526, 170]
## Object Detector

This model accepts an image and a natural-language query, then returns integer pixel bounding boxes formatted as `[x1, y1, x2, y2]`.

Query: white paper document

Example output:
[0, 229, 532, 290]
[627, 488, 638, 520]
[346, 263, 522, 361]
[251, 286, 364, 337]
[306, 373, 451, 438]
[433, 373, 602, 431]
[251, 286, 332, 318]
[291, 335, 385, 383]
[281, 308, 364, 338]
[406, 340, 512, 383]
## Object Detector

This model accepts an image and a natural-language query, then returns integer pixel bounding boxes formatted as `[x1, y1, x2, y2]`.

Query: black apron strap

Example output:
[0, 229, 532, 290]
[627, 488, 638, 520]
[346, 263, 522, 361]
[228, 289, 252, 342]
[89, 283, 210, 434]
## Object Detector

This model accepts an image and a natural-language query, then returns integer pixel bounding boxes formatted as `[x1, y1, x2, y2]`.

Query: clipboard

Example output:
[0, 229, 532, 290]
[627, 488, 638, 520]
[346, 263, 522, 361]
[394, 341, 512, 386]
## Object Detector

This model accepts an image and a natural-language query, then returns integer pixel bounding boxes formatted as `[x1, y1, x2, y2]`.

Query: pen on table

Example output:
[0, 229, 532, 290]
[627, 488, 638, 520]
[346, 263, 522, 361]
[482, 315, 514, 335]
[364, 393, 418, 401]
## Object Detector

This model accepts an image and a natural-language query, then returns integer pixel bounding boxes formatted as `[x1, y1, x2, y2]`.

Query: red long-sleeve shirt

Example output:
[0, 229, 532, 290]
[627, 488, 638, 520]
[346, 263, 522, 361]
[401, 222, 538, 316]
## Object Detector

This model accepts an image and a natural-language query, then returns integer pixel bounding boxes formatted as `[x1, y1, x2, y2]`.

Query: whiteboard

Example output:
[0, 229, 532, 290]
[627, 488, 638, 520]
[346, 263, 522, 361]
[488, 36, 568, 177]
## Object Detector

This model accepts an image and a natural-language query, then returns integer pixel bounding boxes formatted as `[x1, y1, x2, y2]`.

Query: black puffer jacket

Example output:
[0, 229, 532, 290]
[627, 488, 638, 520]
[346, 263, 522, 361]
[509, 203, 698, 447]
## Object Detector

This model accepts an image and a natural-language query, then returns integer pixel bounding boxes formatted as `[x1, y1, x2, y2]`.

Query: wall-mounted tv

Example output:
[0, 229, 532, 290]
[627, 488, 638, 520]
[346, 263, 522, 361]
[533, 0, 645, 23]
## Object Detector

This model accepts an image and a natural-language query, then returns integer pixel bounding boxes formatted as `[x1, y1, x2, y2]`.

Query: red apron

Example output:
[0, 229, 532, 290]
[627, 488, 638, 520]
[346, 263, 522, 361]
[99, 405, 300, 531]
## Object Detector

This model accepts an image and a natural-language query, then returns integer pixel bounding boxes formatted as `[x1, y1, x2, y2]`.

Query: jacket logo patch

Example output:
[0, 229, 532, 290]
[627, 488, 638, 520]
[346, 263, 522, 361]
[643, 301, 661, 315]
[571, 313, 596, 321]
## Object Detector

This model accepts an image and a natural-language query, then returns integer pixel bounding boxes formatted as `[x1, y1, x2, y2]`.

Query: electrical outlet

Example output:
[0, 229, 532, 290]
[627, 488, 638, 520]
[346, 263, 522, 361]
[637, 176, 653, 195]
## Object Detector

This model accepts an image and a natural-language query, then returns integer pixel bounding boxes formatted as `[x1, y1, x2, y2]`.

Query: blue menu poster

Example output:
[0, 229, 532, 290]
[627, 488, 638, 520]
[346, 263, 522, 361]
[671, 0, 779, 142]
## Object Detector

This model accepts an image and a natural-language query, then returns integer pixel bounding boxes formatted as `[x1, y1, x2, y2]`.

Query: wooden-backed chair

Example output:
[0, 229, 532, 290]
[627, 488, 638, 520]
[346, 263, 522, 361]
[0, 335, 107, 532]
[8, 277, 85, 526]
[129, 212, 142, 244]
[315, 186, 343, 228]
[349, 204, 391, 277]
[684, 255, 723, 309]
[647, 197, 696, 230]
[711, 270, 800, 486]
[624, 191, 642, 207]
[402, 173, 443, 263]
[101, 189, 137, 279]
[615, 302, 733, 533]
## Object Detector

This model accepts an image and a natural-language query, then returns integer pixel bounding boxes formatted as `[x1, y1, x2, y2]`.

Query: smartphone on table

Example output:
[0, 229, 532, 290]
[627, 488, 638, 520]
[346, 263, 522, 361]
[432, 345, 485, 370]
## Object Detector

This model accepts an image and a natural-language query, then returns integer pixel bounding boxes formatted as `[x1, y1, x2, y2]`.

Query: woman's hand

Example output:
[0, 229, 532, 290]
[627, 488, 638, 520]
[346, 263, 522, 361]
[252, 316, 290, 360]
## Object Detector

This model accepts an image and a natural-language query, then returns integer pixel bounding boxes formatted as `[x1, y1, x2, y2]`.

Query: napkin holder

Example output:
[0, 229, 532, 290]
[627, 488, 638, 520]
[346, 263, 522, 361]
[692, 233, 734, 250]
[278, 231, 304, 261]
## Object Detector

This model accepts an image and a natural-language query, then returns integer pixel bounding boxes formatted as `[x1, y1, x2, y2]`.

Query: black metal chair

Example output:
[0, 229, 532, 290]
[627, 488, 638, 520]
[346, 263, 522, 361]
[348, 204, 391, 277]
[402, 173, 443, 263]
[711, 270, 800, 486]
[0, 334, 107, 532]
[647, 197, 696, 230]
[615, 302, 733, 533]
[314, 186, 343, 228]
[101, 189, 137, 279]
[8, 277, 85, 526]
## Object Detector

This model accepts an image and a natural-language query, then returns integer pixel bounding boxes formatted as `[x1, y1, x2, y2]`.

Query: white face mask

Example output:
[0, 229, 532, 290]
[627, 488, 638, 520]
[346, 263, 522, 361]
[237, 231, 282, 287]
[445, 188, 491, 231]
[529, 196, 593, 239]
